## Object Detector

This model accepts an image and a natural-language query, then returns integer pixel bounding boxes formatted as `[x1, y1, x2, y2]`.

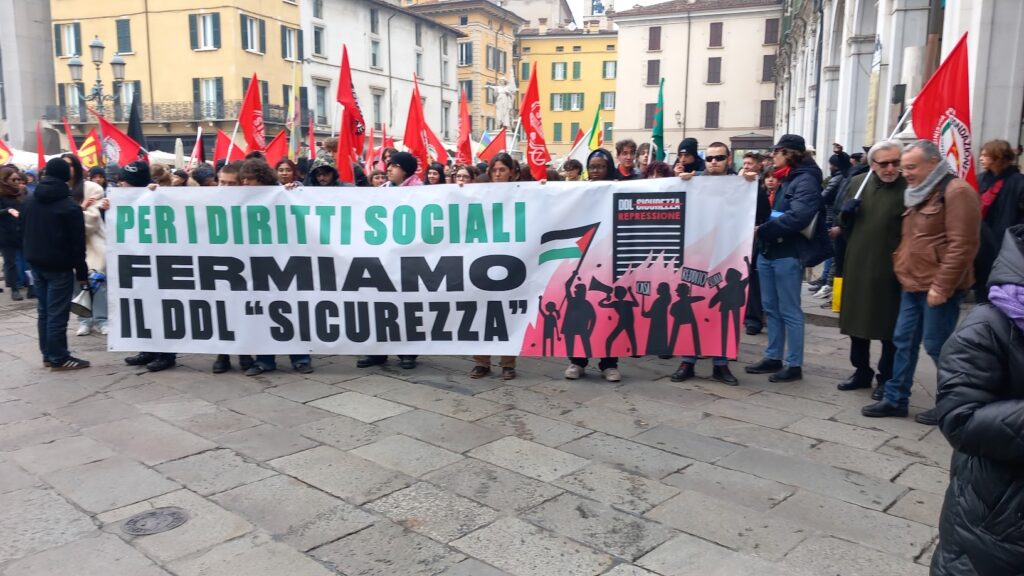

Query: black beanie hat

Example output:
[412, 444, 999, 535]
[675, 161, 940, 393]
[388, 151, 418, 178]
[774, 134, 806, 152]
[678, 138, 699, 156]
[121, 161, 152, 187]
[44, 158, 71, 182]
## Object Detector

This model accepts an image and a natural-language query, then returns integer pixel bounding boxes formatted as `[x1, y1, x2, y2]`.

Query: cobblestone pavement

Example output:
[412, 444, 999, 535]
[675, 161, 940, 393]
[0, 289, 948, 576]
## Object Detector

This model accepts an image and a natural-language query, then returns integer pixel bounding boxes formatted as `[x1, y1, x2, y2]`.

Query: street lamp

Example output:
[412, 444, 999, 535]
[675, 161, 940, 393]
[66, 35, 127, 117]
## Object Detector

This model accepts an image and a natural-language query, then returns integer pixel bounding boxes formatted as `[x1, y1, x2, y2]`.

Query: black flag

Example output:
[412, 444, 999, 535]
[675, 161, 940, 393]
[127, 87, 148, 157]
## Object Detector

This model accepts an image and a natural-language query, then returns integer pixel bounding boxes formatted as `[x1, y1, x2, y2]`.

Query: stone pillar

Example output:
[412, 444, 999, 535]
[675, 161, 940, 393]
[879, 0, 930, 137]
[819, 66, 841, 152]
[836, 35, 877, 149]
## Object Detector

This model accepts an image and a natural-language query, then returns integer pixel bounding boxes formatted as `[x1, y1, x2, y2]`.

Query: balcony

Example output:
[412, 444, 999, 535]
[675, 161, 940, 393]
[50, 100, 307, 126]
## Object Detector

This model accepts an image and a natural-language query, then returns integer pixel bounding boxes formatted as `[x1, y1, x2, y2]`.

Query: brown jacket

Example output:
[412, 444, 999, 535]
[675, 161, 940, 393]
[892, 176, 980, 298]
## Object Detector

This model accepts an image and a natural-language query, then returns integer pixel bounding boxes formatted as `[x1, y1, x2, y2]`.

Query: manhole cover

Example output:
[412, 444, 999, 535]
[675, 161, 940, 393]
[121, 507, 189, 536]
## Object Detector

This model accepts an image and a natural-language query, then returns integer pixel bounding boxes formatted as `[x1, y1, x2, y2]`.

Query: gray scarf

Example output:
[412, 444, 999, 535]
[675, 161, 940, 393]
[904, 162, 952, 207]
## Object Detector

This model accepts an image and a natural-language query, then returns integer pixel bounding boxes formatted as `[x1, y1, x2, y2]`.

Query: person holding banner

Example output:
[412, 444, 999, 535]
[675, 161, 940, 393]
[615, 140, 641, 181]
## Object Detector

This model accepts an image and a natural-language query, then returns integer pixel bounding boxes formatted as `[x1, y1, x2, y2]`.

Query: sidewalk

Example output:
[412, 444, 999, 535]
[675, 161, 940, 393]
[0, 294, 944, 576]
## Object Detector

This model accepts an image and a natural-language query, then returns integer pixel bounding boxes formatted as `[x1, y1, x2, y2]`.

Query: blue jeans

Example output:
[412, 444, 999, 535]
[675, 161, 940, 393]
[757, 255, 804, 367]
[35, 269, 75, 363]
[254, 354, 312, 370]
[883, 290, 963, 408]
[75, 283, 108, 328]
[680, 356, 729, 366]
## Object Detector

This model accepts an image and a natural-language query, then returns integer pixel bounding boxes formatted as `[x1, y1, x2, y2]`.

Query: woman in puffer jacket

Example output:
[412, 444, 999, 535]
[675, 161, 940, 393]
[931, 224, 1024, 575]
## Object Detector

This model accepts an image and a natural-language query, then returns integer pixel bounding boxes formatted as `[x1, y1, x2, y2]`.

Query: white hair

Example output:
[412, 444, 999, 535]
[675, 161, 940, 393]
[904, 139, 943, 162]
[867, 140, 903, 163]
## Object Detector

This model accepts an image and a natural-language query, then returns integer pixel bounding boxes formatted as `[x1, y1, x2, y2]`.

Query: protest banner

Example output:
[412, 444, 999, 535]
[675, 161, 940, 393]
[107, 177, 756, 356]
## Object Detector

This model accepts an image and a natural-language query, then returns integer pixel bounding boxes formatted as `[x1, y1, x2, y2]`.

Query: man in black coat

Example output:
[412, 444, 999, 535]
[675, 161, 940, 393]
[931, 224, 1024, 575]
[22, 158, 90, 370]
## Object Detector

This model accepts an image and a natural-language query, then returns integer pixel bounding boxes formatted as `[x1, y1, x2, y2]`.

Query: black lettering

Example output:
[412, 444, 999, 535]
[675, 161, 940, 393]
[156, 256, 196, 290]
[404, 302, 426, 341]
[344, 301, 370, 342]
[456, 301, 478, 340]
[162, 300, 186, 339]
[269, 301, 293, 341]
[315, 301, 340, 342]
[342, 257, 397, 292]
[483, 300, 509, 341]
[318, 257, 337, 291]
[189, 301, 213, 340]
[469, 255, 526, 291]
[297, 301, 311, 342]
[251, 256, 314, 291]
[133, 298, 151, 338]
[119, 255, 151, 289]
[428, 302, 452, 341]
[198, 257, 247, 290]
[400, 256, 464, 292]
[120, 298, 131, 337]
[216, 301, 235, 340]
[373, 302, 401, 342]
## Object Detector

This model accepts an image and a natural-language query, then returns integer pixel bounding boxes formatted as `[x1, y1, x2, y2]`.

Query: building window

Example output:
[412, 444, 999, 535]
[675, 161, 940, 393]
[486, 46, 506, 72]
[602, 61, 616, 79]
[459, 15, 468, 26]
[441, 35, 448, 56]
[458, 41, 473, 66]
[370, 9, 379, 34]
[759, 99, 775, 128]
[416, 53, 423, 79]
[552, 62, 567, 80]
[705, 101, 720, 128]
[601, 91, 615, 110]
[644, 103, 656, 129]
[606, 44, 614, 51]
[459, 80, 473, 101]
[281, 26, 301, 61]
[442, 101, 451, 139]
[521, 62, 530, 82]
[523, 47, 531, 53]
[240, 15, 265, 53]
[764, 18, 780, 45]
[551, 94, 565, 112]
[197, 77, 223, 119]
[54, 23, 81, 57]
[189, 13, 221, 50]
[648, 26, 661, 51]
[569, 93, 583, 111]
[552, 122, 563, 143]
[486, 117, 497, 132]
[415, 22, 422, 47]
[646, 60, 660, 86]
[314, 81, 329, 124]
[572, 61, 581, 80]
[572, 45, 581, 52]
[313, 0, 323, 19]
[762, 54, 777, 82]
[707, 57, 722, 83]
[372, 92, 383, 130]
[313, 25, 325, 57]
[555, 46, 564, 53]
[486, 87, 496, 105]
[116, 19, 132, 53]
[603, 121, 613, 142]
[370, 40, 381, 68]
[709, 22, 723, 48]
[569, 122, 580, 140]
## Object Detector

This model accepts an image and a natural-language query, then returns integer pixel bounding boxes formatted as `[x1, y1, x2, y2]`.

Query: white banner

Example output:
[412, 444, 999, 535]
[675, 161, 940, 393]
[107, 178, 756, 356]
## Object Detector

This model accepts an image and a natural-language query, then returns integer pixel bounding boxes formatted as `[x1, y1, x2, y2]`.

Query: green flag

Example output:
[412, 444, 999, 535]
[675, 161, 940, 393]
[651, 79, 666, 161]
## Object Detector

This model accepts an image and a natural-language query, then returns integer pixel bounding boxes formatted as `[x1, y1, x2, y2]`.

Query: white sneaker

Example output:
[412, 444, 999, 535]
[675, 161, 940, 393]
[98, 324, 109, 335]
[601, 367, 622, 382]
[814, 285, 832, 299]
[75, 324, 91, 336]
[564, 364, 584, 380]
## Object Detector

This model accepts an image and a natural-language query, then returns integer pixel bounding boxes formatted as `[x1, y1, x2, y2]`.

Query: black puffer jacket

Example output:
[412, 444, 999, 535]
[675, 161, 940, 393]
[932, 224, 1024, 576]
[0, 194, 23, 248]
[22, 177, 87, 281]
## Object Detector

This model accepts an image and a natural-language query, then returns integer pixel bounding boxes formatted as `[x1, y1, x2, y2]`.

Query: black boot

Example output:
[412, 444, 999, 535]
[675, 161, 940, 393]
[769, 366, 802, 382]
[125, 352, 157, 366]
[398, 355, 417, 369]
[712, 365, 738, 385]
[146, 355, 176, 372]
[357, 355, 387, 368]
[670, 362, 695, 382]
[238, 355, 254, 370]
[745, 358, 783, 374]
[871, 386, 884, 401]
[861, 399, 908, 418]
[837, 369, 874, 391]
[26, 285, 36, 299]
[212, 354, 231, 374]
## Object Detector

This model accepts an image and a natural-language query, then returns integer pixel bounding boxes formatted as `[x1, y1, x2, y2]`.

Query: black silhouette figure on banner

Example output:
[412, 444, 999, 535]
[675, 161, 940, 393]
[708, 257, 751, 356]
[668, 283, 705, 356]
[601, 285, 639, 356]
[538, 295, 562, 356]
[562, 274, 596, 358]
[642, 282, 672, 356]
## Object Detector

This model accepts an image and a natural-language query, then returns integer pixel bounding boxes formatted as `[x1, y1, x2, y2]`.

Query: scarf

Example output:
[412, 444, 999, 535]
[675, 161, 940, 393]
[905, 162, 951, 207]
[980, 178, 1006, 219]
[989, 284, 1024, 332]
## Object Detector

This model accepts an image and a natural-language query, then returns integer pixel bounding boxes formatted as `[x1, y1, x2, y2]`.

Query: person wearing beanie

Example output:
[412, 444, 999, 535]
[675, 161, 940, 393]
[675, 137, 706, 176]
[21, 158, 90, 370]
[119, 161, 152, 188]
[384, 152, 422, 187]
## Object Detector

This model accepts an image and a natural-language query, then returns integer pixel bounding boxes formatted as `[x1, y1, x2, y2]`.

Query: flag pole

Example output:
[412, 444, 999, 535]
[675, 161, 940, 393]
[186, 126, 203, 171]
[225, 120, 241, 163]
[853, 103, 913, 200]
[508, 118, 522, 154]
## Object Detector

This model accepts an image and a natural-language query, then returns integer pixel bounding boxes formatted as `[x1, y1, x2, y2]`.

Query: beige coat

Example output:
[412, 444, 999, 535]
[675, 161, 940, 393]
[82, 180, 106, 273]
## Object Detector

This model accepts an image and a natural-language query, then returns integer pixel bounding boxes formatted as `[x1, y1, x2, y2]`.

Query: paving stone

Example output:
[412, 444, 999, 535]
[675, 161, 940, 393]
[308, 391, 413, 422]
[781, 536, 930, 576]
[559, 433, 693, 479]
[378, 409, 504, 452]
[588, 391, 706, 425]
[312, 520, 464, 576]
[380, 382, 508, 421]
[0, 400, 43, 425]
[475, 386, 582, 419]
[918, 537, 937, 567]
[83, 415, 216, 466]
[423, 458, 563, 512]
[292, 414, 384, 449]
[646, 489, 808, 560]
[602, 565, 659, 576]
[662, 462, 795, 512]
[476, 409, 591, 447]
[12, 380, 94, 410]
[467, 436, 588, 482]
[769, 491, 935, 560]
[43, 457, 179, 513]
[0, 487, 97, 563]
[212, 474, 375, 551]
[831, 408, 932, 440]
[887, 489, 944, 528]
[439, 559, 512, 576]
[163, 374, 265, 403]
[9, 435, 116, 475]
[128, 489, 252, 563]
[452, 517, 614, 576]
[741, 391, 844, 420]
[878, 436, 953, 470]
[800, 441, 915, 480]
[3, 532, 167, 576]
[524, 493, 675, 560]
[352, 434, 465, 476]
[95, 501, 154, 525]
[220, 393, 333, 428]
[51, 397, 141, 427]
[685, 415, 818, 455]
[137, 395, 261, 438]
[109, 382, 181, 405]
[367, 481, 499, 543]
[634, 533, 736, 575]
[895, 463, 950, 495]
[559, 405, 656, 438]
[717, 447, 907, 511]
[335, 374, 412, 395]
[0, 459, 38, 493]
[170, 532, 334, 576]
[530, 379, 621, 404]
[155, 449, 276, 496]
[784, 416, 894, 450]
[0, 416, 76, 451]
[702, 398, 804, 429]
[555, 464, 679, 514]
[216, 423, 317, 461]
[265, 380, 342, 402]
[270, 445, 413, 504]
[632, 425, 742, 463]
[617, 381, 718, 409]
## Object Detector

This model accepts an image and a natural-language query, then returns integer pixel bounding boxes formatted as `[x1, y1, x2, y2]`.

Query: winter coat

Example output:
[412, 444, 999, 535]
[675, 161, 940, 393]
[0, 193, 23, 249]
[82, 180, 106, 273]
[22, 177, 88, 281]
[975, 166, 1024, 290]
[837, 173, 906, 340]
[931, 225, 1024, 576]
[758, 158, 825, 263]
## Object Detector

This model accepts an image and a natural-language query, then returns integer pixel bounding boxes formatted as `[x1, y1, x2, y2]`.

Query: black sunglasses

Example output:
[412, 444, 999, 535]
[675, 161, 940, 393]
[872, 159, 901, 168]
[705, 155, 728, 162]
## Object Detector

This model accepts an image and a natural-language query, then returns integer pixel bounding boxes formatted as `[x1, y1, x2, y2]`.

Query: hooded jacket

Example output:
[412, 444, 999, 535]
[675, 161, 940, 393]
[22, 176, 88, 281]
[932, 224, 1024, 576]
[0, 188, 23, 249]
[758, 158, 824, 261]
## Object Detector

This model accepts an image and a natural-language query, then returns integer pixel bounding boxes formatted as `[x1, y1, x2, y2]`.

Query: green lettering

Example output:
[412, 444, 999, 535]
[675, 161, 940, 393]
[247, 205, 272, 244]
[275, 205, 288, 243]
[515, 201, 526, 242]
[185, 206, 198, 244]
[340, 206, 351, 244]
[465, 203, 487, 243]
[154, 206, 177, 244]
[421, 204, 444, 244]
[290, 205, 310, 244]
[137, 205, 152, 244]
[393, 205, 416, 245]
[115, 206, 134, 243]
[315, 206, 335, 245]
[448, 204, 461, 243]
[207, 206, 228, 244]
[230, 206, 243, 245]
[491, 203, 510, 243]
[364, 205, 387, 245]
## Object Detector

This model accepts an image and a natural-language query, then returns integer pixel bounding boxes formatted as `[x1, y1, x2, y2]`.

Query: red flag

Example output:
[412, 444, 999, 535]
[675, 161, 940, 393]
[214, 129, 245, 163]
[519, 63, 551, 180]
[264, 131, 288, 167]
[36, 121, 44, 170]
[336, 45, 366, 157]
[239, 73, 266, 153]
[62, 117, 80, 156]
[382, 123, 394, 151]
[365, 124, 376, 173]
[571, 128, 585, 151]
[478, 127, 507, 163]
[308, 117, 316, 160]
[912, 33, 976, 189]
[0, 139, 12, 165]
[93, 112, 143, 167]
[336, 111, 356, 184]
[402, 76, 448, 178]
[456, 89, 473, 165]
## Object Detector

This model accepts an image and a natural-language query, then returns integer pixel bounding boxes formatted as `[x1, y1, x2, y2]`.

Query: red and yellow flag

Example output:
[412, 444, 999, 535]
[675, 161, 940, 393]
[0, 139, 12, 165]
[78, 129, 102, 169]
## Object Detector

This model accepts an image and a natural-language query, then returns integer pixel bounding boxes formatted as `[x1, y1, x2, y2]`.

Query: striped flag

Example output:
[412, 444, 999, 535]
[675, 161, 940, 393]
[538, 223, 600, 264]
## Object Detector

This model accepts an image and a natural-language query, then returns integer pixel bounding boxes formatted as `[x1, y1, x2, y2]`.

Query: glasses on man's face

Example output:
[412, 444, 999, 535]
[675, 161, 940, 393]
[705, 155, 728, 162]
[872, 159, 901, 168]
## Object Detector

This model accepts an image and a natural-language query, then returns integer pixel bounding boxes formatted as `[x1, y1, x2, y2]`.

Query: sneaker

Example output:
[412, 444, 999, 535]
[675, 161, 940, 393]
[807, 280, 824, 292]
[601, 367, 622, 382]
[51, 356, 90, 371]
[293, 362, 314, 374]
[75, 324, 91, 336]
[98, 324, 109, 336]
[564, 364, 584, 380]
[813, 285, 833, 299]
[245, 365, 269, 377]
